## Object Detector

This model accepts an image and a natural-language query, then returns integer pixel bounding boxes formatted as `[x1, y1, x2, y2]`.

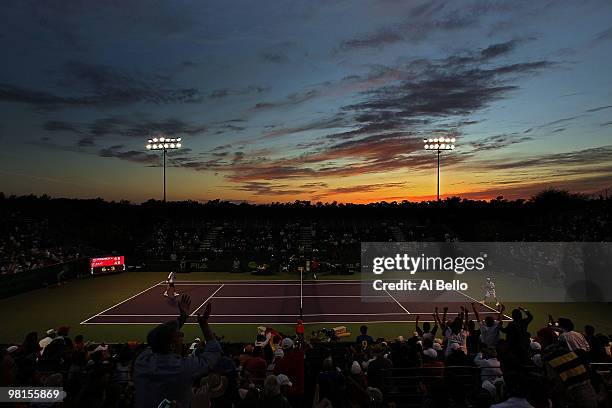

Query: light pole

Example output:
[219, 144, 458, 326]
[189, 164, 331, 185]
[146, 136, 183, 202]
[423, 137, 456, 201]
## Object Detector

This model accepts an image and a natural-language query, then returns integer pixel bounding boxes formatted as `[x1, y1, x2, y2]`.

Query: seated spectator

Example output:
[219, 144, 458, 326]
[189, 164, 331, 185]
[529, 341, 542, 367]
[263, 375, 291, 408]
[474, 348, 503, 383]
[243, 346, 267, 384]
[366, 343, 392, 390]
[39, 328, 56, 355]
[346, 361, 368, 408]
[316, 357, 345, 408]
[134, 296, 221, 408]
[491, 371, 534, 408]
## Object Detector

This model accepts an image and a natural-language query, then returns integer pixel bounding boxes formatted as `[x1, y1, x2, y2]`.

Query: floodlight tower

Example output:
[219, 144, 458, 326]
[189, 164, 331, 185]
[145, 136, 183, 202]
[423, 137, 456, 201]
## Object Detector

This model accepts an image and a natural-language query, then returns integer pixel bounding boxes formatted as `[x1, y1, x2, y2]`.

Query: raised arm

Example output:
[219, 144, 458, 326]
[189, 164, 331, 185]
[177, 294, 191, 329]
[471, 302, 481, 324]
[519, 307, 533, 326]
[415, 315, 423, 336]
[441, 306, 449, 331]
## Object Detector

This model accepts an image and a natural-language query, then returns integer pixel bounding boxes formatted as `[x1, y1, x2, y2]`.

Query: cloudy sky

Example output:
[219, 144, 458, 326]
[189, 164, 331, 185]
[1, 0, 611, 203]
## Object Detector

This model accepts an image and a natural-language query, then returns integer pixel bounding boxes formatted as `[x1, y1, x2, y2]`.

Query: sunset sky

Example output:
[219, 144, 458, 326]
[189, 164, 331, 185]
[1, 0, 611, 203]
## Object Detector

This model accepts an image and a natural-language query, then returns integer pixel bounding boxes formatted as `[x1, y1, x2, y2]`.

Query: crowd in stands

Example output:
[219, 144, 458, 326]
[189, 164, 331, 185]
[2, 297, 611, 407]
[1, 190, 611, 274]
[0, 212, 84, 275]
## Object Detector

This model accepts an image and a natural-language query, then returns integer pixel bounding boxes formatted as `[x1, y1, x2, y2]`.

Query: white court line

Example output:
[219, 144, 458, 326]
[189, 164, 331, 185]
[173, 282, 368, 286]
[213, 295, 388, 299]
[454, 290, 512, 320]
[97, 312, 409, 317]
[383, 289, 411, 315]
[81, 320, 422, 325]
[190, 284, 225, 316]
[80, 280, 164, 324]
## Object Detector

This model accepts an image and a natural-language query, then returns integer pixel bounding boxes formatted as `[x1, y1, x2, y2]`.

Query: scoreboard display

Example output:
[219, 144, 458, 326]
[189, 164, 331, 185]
[90, 256, 125, 275]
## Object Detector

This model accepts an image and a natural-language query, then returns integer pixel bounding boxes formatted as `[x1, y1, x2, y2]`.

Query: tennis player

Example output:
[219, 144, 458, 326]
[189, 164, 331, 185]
[482, 275, 499, 306]
[164, 271, 179, 297]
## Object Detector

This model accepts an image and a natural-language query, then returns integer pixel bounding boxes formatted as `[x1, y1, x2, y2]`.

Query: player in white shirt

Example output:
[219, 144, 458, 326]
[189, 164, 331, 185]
[482, 276, 499, 306]
[164, 271, 179, 297]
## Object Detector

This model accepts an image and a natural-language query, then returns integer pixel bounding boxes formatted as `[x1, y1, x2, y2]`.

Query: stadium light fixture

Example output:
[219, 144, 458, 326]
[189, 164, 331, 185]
[146, 136, 183, 202]
[423, 137, 457, 202]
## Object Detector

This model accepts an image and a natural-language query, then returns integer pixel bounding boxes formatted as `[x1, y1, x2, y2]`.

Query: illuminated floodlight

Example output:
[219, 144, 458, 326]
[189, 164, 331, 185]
[423, 137, 458, 201]
[144, 136, 184, 202]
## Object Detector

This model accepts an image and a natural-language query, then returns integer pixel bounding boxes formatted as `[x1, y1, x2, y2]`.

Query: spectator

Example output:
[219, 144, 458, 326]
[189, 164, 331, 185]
[316, 357, 345, 408]
[365, 343, 392, 390]
[500, 307, 533, 362]
[263, 375, 291, 408]
[491, 371, 534, 408]
[472, 302, 505, 349]
[356, 325, 374, 349]
[274, 338, 305, 407]
[243, 346, 267, 384]
[474, 348, 503, 383]
[557, 318, 589, 352]
[39, 329, 56, 355]
[134, 296, 221, 408]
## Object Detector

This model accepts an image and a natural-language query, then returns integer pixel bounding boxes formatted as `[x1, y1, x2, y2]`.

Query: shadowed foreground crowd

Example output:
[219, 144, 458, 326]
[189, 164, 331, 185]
[1, 299, 611, 408]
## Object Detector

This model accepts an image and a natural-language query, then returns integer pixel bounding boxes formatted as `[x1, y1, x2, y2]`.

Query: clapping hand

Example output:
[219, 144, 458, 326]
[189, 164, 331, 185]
[177, 295, 191, 328]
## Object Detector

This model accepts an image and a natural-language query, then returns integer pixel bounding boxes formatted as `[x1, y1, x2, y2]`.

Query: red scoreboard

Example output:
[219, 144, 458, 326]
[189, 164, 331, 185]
[90, 256, 125, 275]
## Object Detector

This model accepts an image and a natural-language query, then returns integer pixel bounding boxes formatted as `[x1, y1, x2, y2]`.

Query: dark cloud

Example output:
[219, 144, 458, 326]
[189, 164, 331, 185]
[260, 52, 290, 64]
[345, 60, 554, 121]
[208, 85, 269, 99]
[43, 120, 81, 133]
[250, 89, 320, 111]
[77, 137, 95, 147]
[86, 116, 206, 139]
[469, 134, 532, 151]
[207, 47, 555, 184]
[585, 105, 612, 113]
[338, 9, 478, 52]
[98, 146, 160, 165]
[480, 39, 519, 59]
[322, 182, 407, 195]
[478, 146, 612, 171]
[0, 62, 202, 109]
[594, 26, 612, 43]
[340, 30, 403, 50]
[232, 181, 306, 196]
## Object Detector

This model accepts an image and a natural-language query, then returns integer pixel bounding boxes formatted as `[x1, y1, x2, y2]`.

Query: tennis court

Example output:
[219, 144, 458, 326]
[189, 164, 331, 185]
[80, 279, 506, 326]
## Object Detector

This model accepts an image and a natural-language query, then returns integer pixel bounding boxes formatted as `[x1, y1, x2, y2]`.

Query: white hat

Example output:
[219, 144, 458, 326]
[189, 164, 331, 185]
[277, 374, 292, 387]
[350, 361, 362, 375]
[281, 338, 294, 350]
[46, 329, 56, 336]
[6, 346, 18, 354]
